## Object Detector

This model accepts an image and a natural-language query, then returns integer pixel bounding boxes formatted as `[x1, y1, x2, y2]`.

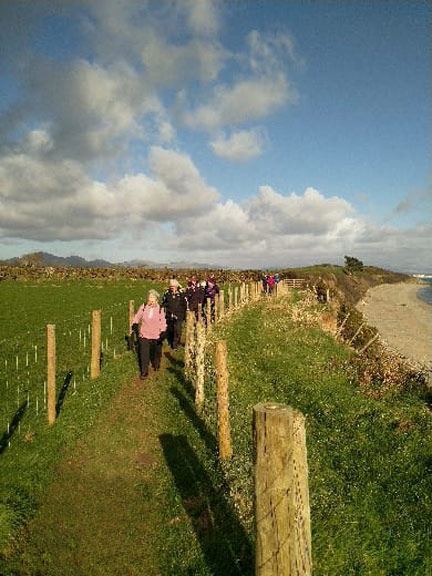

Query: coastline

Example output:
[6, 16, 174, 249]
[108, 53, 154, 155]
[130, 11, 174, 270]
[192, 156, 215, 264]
[358, 282, 432, 371]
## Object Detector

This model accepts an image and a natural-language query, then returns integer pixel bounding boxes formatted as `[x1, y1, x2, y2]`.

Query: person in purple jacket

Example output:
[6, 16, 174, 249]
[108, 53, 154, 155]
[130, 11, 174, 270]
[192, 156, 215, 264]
[204, 274, 220, 323]
[186, 276, 205, 320]
[131, 289, 167, 379]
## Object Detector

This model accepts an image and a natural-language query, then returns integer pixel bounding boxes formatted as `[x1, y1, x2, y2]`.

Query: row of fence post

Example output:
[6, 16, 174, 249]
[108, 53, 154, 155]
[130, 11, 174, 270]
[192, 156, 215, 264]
[183, 285, 312, 575]
[46, 309, 102, 426]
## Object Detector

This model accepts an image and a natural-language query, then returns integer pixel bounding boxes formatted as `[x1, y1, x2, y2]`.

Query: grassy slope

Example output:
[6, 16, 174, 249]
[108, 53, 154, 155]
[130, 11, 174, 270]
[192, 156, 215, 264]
[213, 297, 432, 575]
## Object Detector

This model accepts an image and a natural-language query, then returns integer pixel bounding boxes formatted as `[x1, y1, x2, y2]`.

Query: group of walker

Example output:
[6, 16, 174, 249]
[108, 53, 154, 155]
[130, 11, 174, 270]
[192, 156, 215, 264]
[262, 273, 280, 295]
[131, 275, 219, 379]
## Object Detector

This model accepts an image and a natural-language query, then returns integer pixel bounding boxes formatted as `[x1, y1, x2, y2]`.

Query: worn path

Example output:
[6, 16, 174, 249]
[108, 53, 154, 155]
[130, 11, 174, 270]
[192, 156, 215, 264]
[13, 365, 166, 575]
[10, 345, 251, 576]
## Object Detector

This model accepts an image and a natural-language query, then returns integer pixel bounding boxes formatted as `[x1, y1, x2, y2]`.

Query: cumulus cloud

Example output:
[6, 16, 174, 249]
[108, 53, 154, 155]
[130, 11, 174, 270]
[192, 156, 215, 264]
[181, 27, 300, 134]
[247, 186, 353, 235]
[184, 0, 221, 38]
[168, 185, 356, 258]
[183, 74, 294, 131]
[0, 142, 219, 241]
[209, 129, 266, 161]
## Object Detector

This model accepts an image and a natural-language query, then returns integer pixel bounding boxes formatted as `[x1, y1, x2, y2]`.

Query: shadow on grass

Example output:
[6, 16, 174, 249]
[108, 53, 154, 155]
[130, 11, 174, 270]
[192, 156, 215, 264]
[170, 386, 217, 454]
[0, 401, 27, 454]
[56, 371, 73, 417]
[160, 434, 253, 575]
[164, 351, 195, 399]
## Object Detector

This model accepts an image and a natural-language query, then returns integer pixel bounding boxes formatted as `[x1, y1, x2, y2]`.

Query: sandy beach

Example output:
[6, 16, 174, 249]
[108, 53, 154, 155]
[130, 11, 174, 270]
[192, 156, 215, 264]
[358, 282, 432, 371]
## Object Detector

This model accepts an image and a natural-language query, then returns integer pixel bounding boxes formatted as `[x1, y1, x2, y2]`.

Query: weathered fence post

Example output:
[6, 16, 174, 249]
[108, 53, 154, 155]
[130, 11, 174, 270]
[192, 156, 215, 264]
[219, 288, 225, 318]
[128, 300, 135, 329]
[234, 286, 239, 308]
[214, 294, 219, 326]
[47, 324, 56, 426]
[254, 402, 312, 576]
[215, 340, 231, 460]
[206, 297, 212, 334]
[195, 320, 205, 413]
[228, 285, 232, 310]
[91, 310, 101, 379]
[197, 302, 203, 323]
[336, 311, 350, 338]
[184, 310, 196, 377]
[348, 322, 365, 346]
[359, 332, 379, 354]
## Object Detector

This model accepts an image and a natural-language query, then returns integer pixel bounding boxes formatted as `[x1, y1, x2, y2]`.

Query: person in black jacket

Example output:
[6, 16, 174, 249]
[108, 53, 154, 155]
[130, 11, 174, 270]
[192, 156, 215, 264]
[186, 277, 205, 320]
[161, 279, 187, 350]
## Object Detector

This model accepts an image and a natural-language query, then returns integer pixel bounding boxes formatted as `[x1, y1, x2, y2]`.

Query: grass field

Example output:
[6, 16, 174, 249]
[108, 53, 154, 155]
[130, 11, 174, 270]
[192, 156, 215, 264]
[0, 278, 166, 447]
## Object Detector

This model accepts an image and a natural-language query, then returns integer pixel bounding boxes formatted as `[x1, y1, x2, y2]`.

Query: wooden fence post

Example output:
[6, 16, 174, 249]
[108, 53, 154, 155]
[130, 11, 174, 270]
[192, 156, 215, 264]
[348, 322, 365, 346]
[47, 324, 56, 426]
[215, 340, 231, 460]
[254, 402, 312, 576]
[228, 286, 233, 310]
[214, 294, 219, 326]
[206, 297, 212, 334]
[195, 320, 205, 413]
[359, 332, 379, 354]
[234, 286, 239, 308]
[219, 289, 225, 318]
[128, 300, 135, 331]
[91, 310, 101, 379]
[336, 311, 350, 338]
[197, 303, 203, 323]
[184, 310, 196, 377]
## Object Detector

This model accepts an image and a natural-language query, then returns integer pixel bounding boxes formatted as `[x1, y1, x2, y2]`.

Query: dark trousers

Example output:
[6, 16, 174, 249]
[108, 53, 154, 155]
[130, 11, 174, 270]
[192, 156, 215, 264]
[166, 318, 183, 349]
[138, 337, 162, 376]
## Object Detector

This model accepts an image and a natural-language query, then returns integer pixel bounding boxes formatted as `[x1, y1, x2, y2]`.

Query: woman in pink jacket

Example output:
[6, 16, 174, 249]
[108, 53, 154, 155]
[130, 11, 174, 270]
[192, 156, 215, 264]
[131, 289, 167, 379]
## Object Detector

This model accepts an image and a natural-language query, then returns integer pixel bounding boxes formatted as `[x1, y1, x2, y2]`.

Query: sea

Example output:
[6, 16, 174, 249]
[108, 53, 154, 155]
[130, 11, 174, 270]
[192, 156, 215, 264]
[418, 278, 432, 306]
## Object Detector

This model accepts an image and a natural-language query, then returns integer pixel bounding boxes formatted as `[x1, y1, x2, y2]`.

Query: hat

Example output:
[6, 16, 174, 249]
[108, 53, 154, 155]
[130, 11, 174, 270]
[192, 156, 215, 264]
[200, 281, 206, 287]
[169, 279, 179, 287]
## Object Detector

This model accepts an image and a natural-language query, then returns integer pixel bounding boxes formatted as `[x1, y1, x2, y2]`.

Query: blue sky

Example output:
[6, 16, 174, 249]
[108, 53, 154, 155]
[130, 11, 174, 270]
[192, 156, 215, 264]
[0, 0, 430, 271]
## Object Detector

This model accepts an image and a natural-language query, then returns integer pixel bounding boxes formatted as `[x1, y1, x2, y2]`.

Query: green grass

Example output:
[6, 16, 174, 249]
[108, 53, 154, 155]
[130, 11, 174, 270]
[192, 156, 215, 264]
[0, 279, 162, 562]
[0, 278, 165, 448]
[1, 285, 431, 574]
[204, 298, 432, 574]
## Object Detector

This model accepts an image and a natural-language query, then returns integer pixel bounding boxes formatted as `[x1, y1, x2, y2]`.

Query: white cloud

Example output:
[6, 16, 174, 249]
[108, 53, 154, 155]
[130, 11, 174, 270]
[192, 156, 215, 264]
[183, 74, 294, 131]
[247, 29, 304, 74]
[209, 128, 266, 161]
[140, 34, 226, 87]
[184, 0, 220, 38]
[0, 141, 219, 241]
[247, 186, 353, 235]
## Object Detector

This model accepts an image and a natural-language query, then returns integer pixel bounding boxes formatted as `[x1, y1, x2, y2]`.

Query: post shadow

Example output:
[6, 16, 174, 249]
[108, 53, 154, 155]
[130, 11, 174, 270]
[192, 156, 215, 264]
[56, 371, 72, 416]
[0, 401, 27, 454]
[170, 386, 217, 454]
[159, 434, 253, 575]
[164, 351, 195, 398]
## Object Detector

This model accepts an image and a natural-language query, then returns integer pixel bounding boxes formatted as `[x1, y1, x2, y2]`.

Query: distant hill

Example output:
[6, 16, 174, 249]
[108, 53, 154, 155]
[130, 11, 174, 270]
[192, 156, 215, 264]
[4, 252, 116, 269]
[2, 251, 215, 269]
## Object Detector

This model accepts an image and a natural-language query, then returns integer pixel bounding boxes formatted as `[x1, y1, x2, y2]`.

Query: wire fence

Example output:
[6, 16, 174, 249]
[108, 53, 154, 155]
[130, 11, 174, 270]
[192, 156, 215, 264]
[0, 299, 132, 451]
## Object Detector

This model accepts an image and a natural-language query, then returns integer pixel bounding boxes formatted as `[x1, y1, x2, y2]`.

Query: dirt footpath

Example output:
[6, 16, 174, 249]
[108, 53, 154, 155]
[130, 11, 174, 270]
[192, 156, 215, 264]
[358, 282, 432, 371]
[11, 371, 166, 576]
